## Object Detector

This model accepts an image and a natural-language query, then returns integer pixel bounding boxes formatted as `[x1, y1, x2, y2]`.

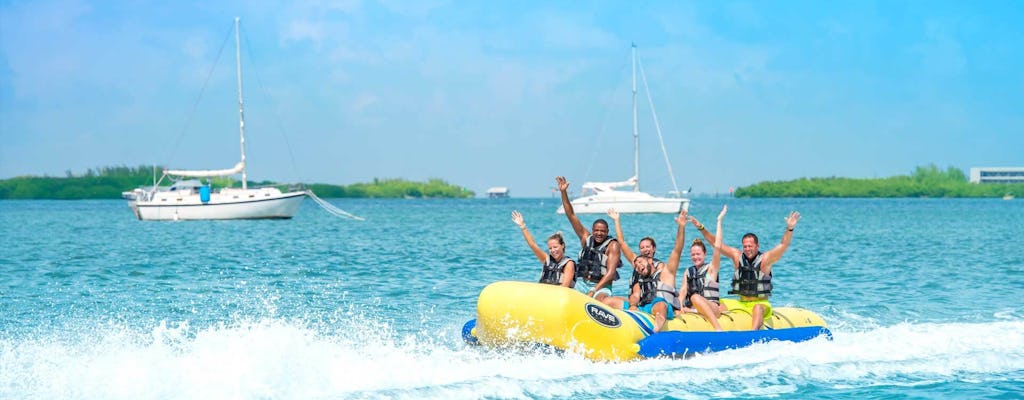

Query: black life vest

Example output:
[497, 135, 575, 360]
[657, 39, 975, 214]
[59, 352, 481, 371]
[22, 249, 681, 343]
[629, 269, 659, 307]
[577, 236, 619, 282]
[629, 259, 677, 307]
[540, 255, 573, 286]
[729, 252, 773, 298]
[684, 262, 720, 307]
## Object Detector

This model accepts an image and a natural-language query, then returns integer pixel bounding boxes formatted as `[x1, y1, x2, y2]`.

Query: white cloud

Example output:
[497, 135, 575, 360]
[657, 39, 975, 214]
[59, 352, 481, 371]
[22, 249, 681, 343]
[376, 0, 448, 18]
[533, 10, 619, 50]
[912, 19, 966, 77]
[349, 92, 378, 114]
[282, 19, 329, 46]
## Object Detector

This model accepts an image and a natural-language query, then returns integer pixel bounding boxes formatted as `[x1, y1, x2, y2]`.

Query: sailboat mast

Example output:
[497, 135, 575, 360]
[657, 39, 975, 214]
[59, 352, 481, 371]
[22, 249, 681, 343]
[631, 43, 639, 192]
[235, 17, 248, 190]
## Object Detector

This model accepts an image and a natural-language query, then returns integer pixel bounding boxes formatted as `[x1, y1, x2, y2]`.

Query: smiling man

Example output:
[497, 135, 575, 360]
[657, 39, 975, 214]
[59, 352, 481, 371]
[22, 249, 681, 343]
[695, 209, 802, 330]
[556, 176, 622, 305]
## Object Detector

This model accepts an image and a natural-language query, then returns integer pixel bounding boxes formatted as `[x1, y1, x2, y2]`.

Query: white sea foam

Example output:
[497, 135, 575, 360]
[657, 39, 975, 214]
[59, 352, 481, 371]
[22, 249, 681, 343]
[1, 317, 1022, 399]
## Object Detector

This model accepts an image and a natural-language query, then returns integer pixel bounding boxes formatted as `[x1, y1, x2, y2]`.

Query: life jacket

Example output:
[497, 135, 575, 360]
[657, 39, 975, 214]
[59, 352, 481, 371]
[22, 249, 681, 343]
[540, 255, 573, 287]
[576, 236, 620, 282]
[631, 261, 677, 308]
[729, 252, 773, 298]
[684, 262, 720, 307]
[629, 269, 659, 307]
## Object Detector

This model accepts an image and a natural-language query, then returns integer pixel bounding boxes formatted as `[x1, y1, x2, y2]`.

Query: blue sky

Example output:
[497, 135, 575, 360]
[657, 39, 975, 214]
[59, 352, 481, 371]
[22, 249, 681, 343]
[2, 1, 1022, 197]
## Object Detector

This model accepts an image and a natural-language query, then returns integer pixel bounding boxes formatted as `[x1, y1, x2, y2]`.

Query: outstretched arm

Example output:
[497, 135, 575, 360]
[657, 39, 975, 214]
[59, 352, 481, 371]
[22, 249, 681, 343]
[710, 205, 727, 276]
[560, 261, 576, 287]
[762, 211, 800, 273]
[666, 209, 688, 273]
[556, 176, 589, 243]
[689, 213, 741, 263]
[592, 241, 621, 293]
[512, 210, 547, 264]
[607, 209, 637, 266]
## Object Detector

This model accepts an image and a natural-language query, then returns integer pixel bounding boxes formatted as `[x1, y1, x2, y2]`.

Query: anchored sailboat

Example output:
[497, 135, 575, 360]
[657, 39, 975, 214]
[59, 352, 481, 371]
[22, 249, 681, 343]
[558, 44, 690, 214]
[125, 18, 306, 221]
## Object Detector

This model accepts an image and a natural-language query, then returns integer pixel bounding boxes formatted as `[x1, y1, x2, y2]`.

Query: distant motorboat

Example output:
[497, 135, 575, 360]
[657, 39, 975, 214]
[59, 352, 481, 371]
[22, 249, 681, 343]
[486, 187, 510, 198]
[125, 18, 306, 221]
[558, 44, 689, 215]
[1004, 193, 1015, 200]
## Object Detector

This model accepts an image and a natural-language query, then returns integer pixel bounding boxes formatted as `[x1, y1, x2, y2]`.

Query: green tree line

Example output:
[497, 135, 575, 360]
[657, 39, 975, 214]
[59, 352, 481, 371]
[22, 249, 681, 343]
[305, 178, 474, 198]
[0, 165, 474, 199]
[734, 165, 1024, 198]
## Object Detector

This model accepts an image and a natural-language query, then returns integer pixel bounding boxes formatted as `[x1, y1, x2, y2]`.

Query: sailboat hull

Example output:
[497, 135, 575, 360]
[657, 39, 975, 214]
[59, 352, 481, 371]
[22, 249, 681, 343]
[129, 189, 306, 221]
[557, 192, 689, 214]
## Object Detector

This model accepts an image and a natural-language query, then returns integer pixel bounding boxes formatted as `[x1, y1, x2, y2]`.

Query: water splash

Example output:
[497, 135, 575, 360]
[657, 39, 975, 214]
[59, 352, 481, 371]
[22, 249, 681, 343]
[2, 315, 1022, 399]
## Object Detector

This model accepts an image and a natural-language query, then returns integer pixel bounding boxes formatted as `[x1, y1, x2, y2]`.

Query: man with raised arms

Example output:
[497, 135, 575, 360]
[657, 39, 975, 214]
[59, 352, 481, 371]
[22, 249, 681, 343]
[692, 209, 801, 330]
[556, 176, 621, 305]
[606, 208, 688, 332]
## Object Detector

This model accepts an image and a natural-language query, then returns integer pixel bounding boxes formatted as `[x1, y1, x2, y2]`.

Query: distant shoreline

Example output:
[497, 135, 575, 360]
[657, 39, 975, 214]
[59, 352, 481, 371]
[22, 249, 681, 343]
[0, 166, 475, 200]
[734, 165, 1021, 198]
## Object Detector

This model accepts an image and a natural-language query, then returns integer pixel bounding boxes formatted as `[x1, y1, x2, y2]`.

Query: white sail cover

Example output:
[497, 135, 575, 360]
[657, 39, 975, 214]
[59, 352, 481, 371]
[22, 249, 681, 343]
[166, 162, 244, 178]
[581, 176, 638, 192]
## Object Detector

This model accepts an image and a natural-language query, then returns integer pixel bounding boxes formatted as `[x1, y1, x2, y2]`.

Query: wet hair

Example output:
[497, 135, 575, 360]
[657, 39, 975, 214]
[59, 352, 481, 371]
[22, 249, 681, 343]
[639, 237, 656, 249]
[742, 232, 759, 245]
[690, 238, 707, 253]
[547, 232, 565, 246]
[592, 219, 609, 229]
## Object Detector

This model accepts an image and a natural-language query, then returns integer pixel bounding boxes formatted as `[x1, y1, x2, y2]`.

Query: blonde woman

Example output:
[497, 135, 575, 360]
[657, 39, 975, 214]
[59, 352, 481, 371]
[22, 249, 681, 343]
[511, 210, 575, 287]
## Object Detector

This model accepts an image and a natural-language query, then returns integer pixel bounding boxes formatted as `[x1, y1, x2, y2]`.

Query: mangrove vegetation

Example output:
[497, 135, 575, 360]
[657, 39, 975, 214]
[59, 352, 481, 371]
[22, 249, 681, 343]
[734, 165, 1023, 198]
[0, 166, 475, 199]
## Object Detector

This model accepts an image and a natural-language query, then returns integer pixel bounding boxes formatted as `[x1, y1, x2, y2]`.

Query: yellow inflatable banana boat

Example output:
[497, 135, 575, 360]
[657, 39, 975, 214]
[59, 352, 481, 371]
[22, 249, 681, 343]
[462, 281, 830, 362]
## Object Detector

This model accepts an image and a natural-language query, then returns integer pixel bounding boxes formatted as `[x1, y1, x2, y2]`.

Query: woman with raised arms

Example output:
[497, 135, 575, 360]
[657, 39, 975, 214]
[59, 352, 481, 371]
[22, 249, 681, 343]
[511, 210, 575, 287]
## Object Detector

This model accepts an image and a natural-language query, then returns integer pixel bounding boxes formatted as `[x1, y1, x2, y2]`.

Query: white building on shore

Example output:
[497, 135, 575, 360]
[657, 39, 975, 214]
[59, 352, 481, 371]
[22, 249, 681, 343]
[969, 167, 1024, 184]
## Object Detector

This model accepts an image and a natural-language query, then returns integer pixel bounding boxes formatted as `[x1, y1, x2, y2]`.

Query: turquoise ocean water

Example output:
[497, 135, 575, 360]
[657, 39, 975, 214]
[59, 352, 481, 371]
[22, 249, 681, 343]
[1, 198, 1023, 399]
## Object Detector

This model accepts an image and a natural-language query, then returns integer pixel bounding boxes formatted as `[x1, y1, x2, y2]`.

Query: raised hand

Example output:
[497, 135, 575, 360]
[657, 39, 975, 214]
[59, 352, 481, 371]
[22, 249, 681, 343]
[718, 205, 728, 220]
[555, 176, 570, 192]
[511, 210, 526, 229]
[675, 209, 688, 226]
[607, 208, 620, 221]
[687, 215, 703, 229]
[786, 211, 801, 230]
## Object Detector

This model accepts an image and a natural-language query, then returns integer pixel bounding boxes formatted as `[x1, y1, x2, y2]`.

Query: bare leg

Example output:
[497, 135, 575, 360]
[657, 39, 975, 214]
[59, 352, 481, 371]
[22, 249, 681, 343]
[596, 292, 619, 307]
[690, 294, 723, 331]
[651, 302, 668, 333]
[751, 304, 765, 330]
[603, 296, 626, 309]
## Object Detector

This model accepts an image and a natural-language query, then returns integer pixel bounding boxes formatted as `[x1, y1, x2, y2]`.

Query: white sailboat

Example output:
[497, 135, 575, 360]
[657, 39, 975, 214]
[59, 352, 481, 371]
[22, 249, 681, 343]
[558, 44, 690, 214]
[125, 18, 306, 221]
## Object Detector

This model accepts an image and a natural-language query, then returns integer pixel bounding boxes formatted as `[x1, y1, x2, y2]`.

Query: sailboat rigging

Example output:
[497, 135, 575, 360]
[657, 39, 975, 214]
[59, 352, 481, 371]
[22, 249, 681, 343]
[558, 43, 690, 214]
[124, 18, 307, 221]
